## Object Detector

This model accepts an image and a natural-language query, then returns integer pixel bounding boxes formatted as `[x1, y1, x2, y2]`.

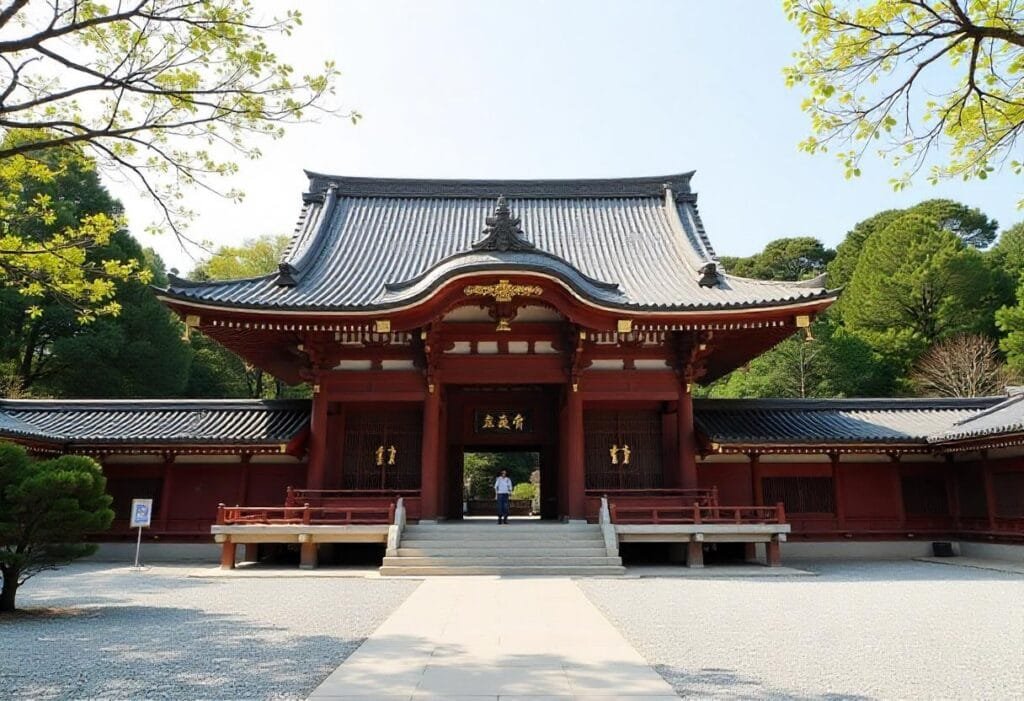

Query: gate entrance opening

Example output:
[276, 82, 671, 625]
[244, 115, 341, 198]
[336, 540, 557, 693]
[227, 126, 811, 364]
[462, 450, 540, 520]
[443, 385, 562, 520]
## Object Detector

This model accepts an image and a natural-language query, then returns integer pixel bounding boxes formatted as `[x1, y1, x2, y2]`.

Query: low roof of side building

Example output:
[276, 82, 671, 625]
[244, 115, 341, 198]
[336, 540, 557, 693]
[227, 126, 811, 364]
[6, 396, 1024, 457]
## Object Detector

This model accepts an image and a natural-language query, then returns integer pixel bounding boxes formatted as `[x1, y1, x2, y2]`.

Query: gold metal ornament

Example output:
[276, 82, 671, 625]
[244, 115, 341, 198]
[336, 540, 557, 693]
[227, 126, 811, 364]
[463, 279, 542, 303]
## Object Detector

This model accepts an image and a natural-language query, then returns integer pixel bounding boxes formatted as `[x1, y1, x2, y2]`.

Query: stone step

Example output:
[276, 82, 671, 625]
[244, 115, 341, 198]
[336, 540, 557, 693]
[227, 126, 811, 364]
[399, 540, 604, 551]
[399, 532, 606, 544]
[383, 556, 622, 567]
[397, 547, 610, 557]
[379, 564, 626, 577]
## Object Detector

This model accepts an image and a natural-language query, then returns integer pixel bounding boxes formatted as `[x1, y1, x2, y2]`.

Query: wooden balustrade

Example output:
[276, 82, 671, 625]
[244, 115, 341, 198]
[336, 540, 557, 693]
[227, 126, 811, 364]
[217, 502, 395, 526]
[606, 500, 786, 525]
[285, 486, 420, 507]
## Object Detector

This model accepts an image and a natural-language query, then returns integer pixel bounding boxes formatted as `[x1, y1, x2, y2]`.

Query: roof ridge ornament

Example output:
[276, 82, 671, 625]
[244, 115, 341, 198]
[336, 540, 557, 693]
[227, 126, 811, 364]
[472, 196, 536, 252]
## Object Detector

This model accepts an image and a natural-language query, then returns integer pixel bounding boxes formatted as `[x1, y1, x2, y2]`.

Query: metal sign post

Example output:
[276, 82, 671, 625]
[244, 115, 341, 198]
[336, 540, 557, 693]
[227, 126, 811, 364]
[129, 498, 153, 569]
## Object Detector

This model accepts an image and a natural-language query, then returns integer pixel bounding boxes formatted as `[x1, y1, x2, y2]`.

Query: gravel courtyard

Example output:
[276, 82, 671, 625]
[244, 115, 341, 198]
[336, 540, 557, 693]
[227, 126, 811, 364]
[581, 560, 1024, 700]
[0, 564, 419, 700]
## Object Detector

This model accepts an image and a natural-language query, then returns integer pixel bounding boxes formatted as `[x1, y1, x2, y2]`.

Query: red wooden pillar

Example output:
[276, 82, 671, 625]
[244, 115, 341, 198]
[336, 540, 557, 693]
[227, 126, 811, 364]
[750, 453, 762, 506]
[677, 385, 698, 489]
[566, 387, 585, 520]
[830, 453, 846, 530]
[766, 537, 782, 567]
[686, 539, 704, 568]
[982, 459, 998, 531]
[306, 386, 329, 490]
[420, 385, 442, 520]
[157, 456, 175, 533]
[237, 454, 251, 506]
[220, 540, 236, 570]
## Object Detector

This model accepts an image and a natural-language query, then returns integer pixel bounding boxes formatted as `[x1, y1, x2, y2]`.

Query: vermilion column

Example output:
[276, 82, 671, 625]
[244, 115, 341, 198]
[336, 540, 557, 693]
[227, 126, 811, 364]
[420, 387, 441, 520]
[677, 383, 698, 489]
[306, 386, 329, 490]
[566, 387, 585, 520]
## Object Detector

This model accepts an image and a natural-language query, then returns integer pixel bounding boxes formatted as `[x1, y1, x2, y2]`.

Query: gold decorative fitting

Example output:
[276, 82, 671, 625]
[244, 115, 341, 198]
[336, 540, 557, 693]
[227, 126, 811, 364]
[428, 383, 435, 394]
[616, 319, 633, 334]
[496, 318, 512, 332]
[184, 314, 201, 328]
[297, 343, 305, 352]
[463, 279, 543, 303]
[579, 330, 587, 340]
[312, 384, 321, 394]
[572, 382, 579, 392]
[374, 319, 391, 333]
[609, 444, 632, 465]
[795, 314, 811, 328]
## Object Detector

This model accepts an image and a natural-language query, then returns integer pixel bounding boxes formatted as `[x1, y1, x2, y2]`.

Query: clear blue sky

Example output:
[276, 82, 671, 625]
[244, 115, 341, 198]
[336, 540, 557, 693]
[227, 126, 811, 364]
[119, 0, 1022, 274]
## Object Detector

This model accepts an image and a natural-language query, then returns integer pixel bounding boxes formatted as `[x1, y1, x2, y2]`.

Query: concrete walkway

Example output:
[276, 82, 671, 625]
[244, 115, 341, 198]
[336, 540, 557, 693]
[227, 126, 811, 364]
[308, 577, 678, 700]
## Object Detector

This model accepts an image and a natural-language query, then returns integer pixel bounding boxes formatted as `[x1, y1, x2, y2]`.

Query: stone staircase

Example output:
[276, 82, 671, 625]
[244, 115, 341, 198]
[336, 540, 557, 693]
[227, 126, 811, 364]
[380, 521, 625, 576]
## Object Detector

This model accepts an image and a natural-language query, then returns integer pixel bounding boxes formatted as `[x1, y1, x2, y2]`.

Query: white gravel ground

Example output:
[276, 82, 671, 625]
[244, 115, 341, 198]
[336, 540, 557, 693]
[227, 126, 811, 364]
[580, 559, 1024, 700]
[0, 563, 419, 700]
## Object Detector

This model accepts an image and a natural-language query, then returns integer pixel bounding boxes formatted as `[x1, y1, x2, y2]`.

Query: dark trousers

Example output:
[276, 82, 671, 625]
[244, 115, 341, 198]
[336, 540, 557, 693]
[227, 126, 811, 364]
[497, 493, 510, 521]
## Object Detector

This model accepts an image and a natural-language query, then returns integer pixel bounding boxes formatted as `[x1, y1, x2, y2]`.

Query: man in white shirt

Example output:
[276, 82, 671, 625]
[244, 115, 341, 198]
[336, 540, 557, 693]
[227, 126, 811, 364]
[494, 469, 513, 524]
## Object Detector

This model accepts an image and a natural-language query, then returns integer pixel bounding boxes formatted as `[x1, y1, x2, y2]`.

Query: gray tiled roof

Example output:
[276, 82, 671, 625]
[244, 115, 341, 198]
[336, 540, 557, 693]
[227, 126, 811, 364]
[694, 398, 1002, 446]
[160, 173, 835, 312]
[0, 399, 310, 446]
[3, 397, 1018, 451]
[930, 391, 1024, 443]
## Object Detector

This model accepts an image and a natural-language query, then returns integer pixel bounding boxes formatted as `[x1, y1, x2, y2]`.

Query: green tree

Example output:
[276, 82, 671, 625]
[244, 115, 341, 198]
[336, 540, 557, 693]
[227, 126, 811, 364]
[725, 237, 834, 280]
[0, 443, 113, 612]
[1, 143, 144, 321]
[989, 221, 1024, 285]
[785, 1, 1024, 192]
[0, 1, 345, 236]
[707, 319, 897, 398]
[842, 213, 999, 375]
[40, 245, 192, 397]
[190, 235, 291, 281]
[185, 234, 301, 398]
[996, 277, 1024, 375]
[0, 2, 345, 319]
[830, 201, 998, 289]
[0, 155, 193, 397]
[828, 209, 903, 289]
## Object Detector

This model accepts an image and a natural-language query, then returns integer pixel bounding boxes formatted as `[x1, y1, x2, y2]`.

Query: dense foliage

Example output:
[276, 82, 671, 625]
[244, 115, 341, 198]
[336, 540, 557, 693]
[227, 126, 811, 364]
[708, 197, 1023, 399]
[0, 1, 341, 320]
[0, 442, 113, 612]
[785, 1, 1024, 196]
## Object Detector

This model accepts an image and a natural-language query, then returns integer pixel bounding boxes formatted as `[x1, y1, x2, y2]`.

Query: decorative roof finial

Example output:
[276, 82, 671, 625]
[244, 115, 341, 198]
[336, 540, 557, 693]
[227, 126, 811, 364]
[698, 262, 720, 288]
[472, 196, 535, 252]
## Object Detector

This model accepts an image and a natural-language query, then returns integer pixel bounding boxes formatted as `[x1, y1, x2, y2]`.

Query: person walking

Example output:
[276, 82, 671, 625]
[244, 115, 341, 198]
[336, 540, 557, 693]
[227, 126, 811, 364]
[494, 469, 513, 524]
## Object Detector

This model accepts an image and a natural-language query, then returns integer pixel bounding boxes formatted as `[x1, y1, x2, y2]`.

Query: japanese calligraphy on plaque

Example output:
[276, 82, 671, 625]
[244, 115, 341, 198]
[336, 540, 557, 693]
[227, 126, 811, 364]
[474, 409, 531, 434]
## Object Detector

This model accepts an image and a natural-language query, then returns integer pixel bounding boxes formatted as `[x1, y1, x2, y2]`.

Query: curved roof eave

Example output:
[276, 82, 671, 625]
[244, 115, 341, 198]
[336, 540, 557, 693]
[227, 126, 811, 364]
[156, 276, 839, 317]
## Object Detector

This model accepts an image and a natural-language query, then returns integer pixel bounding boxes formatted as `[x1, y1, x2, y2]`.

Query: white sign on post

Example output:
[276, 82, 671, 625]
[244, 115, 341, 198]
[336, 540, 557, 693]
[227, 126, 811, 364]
[130, 499, 153, 528]
[130, 498, 153, 568]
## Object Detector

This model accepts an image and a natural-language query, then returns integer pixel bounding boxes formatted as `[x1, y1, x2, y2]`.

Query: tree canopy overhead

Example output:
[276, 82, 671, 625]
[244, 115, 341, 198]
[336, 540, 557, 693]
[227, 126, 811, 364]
[785, 1, 1024, 196]
[0, 0, 346, 240]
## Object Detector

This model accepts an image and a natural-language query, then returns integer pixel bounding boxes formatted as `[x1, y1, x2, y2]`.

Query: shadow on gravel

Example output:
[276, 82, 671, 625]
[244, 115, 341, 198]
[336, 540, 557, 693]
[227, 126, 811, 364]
[654, 663, 876, 701]
[0, 604, 363, 700]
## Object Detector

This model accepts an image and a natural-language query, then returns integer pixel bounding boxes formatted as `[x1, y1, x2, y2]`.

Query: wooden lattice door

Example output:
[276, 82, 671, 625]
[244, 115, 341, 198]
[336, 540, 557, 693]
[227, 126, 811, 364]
[584, 410, 663, 490]
[341, 409, 423, 490]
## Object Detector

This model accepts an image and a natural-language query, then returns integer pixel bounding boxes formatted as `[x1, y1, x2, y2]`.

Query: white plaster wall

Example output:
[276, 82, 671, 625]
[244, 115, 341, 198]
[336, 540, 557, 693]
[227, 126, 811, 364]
[957, 542, 1024, 563]
[783, 541, 935, 559]
[87, 543, 221, 563]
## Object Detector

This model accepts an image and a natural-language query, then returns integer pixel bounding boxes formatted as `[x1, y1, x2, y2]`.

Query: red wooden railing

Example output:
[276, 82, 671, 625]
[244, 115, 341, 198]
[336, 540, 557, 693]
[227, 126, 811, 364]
[585, 487, 719, 505]
[608, 500, 786, 525]
[285, 487, 420, 506]
[216, 501, 395, 526]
